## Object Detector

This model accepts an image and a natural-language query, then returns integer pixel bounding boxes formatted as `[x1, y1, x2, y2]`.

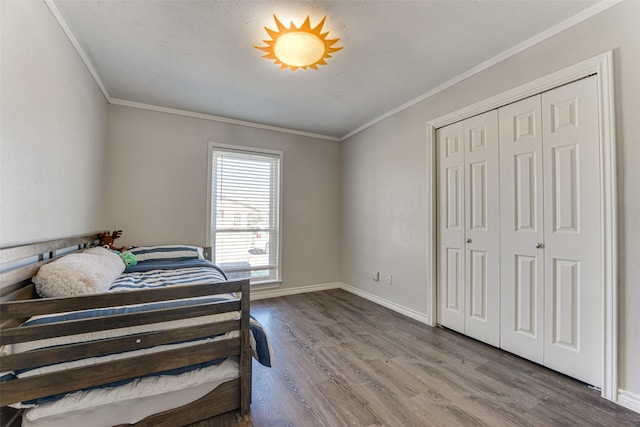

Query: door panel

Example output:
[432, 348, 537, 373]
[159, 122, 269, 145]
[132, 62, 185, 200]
[515, 255, 537, 336]
[463, 110, 500, 346]
[499, 95, 545, 364]
[542, 76, 601, 387]
[446, 248, 462, 311]
[515, 152, 537, 231]
[469, 250, 487, 320]
[469, 162, 487, 230]
[446, 167, 462, 229]
[552, 144, 580, 232]
[437, 122, 465, 333]
[552, 258, 580, 350]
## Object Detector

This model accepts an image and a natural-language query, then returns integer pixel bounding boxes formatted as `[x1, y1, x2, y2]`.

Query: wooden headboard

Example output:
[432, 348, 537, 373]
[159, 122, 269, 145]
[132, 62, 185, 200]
[0, 232, 100, 306]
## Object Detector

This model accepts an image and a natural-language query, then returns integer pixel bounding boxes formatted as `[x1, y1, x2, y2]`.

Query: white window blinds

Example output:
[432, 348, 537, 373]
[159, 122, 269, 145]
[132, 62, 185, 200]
[210, 146, 281, 283]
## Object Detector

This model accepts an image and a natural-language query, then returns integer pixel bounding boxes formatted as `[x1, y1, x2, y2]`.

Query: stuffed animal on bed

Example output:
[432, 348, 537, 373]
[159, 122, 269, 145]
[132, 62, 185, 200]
[119, 251, 137, 267]
[98, 230, 128, 252]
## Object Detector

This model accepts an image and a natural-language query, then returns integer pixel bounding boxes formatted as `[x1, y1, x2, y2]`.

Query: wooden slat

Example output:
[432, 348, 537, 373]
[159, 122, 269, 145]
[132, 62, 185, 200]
[0, 284, 35, 302]
[0, 280, 33, 298]
[0, 281, 243, 320]
[0, 233, 99, 265]
[0, 337, 240, 406]
[1, 319, 240, 372]
[0, 300, 240, 345]
[0, 319, 25, 330]
[0, 262, 45, 293]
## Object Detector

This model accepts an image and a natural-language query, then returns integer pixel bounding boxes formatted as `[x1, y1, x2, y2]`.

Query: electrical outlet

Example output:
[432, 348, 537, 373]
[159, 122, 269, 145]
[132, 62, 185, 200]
[371, 271, 380, 281]
[384, 275, 392, 285]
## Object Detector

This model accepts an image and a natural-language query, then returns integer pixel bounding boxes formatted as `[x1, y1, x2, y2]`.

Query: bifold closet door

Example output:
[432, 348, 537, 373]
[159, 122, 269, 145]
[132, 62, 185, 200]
[463, 111, 500, 347]
[437, 111, 500, 346]
[437, 121, 465, 334]
[499, 76, 602, 387]
[542, 76, 602, 387]
[499, 96, 545, 364]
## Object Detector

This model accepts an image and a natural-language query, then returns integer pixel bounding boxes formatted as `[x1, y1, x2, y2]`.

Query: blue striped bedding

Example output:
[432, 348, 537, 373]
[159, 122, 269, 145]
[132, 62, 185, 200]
[111, 261, 227, 291]
[5, 258, 272, 408]
[122, 258, 226, 274]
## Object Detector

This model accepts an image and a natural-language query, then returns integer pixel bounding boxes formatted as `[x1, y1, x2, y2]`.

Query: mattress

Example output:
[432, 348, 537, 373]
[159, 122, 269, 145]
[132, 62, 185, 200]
[22, 358, 239, 427]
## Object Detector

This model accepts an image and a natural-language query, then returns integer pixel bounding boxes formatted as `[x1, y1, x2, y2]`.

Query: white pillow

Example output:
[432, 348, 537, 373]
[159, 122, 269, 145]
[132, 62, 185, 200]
[33, 247, 125, 298]
[129, 245, 204, 262]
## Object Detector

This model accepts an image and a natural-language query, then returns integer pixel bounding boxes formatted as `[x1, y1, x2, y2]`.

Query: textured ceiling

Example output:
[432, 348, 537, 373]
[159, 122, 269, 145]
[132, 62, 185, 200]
[52, 0, 601, 139]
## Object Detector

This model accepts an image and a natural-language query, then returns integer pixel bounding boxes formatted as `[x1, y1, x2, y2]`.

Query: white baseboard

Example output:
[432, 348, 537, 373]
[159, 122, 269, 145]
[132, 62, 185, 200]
[618, 389, 640, 414]
[250, 281, 431, 326]
[339, 283, 431, 325]
[251, 282, 341, 301]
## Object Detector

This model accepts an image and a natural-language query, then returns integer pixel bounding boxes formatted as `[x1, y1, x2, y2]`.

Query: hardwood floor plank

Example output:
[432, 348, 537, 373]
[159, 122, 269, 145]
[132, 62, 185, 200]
[189, 289, 640, 427]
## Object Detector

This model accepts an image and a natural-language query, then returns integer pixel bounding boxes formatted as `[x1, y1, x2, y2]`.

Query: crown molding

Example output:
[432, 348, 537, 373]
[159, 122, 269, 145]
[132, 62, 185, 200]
[44, 0, 110, 101]
[339, 0, 623, 141]
[109, 99, 340, 141]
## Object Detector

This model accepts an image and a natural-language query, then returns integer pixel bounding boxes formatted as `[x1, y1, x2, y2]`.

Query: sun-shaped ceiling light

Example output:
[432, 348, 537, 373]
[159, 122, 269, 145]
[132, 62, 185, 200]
[255, 15, 342, 71]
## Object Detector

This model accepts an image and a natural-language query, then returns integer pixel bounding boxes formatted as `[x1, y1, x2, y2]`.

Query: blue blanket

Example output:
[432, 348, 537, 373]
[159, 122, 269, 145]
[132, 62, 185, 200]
[124, 258, 227, 276]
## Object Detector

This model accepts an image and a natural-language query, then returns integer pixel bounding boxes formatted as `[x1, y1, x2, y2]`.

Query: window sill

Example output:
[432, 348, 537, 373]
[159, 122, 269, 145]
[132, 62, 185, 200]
[250, 280, 281, 290]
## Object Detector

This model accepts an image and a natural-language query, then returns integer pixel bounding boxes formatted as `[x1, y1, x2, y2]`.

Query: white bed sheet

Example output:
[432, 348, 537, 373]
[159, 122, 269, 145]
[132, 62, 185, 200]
[22, 358, 239, 427]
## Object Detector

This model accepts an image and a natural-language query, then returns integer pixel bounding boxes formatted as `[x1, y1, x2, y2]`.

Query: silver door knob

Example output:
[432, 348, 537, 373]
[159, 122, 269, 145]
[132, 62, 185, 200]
[535, 243, 544, 249]
[466, 238, 472, 243]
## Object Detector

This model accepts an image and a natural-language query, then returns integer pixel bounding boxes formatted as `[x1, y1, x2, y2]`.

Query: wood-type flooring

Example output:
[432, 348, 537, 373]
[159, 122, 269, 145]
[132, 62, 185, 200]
[192, 289, 639, 426]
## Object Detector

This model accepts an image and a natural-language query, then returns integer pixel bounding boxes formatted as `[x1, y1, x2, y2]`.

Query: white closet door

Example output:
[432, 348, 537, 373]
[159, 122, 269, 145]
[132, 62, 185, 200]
[499, 96, 545, 363]
[542, 76, 602, 387]
[463, 110, 500, 346]
[437, 122, 465, 333]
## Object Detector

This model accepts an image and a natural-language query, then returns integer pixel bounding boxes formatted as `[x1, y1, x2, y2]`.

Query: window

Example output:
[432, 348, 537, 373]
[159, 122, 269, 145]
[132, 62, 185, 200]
[209, 144, 281, 284]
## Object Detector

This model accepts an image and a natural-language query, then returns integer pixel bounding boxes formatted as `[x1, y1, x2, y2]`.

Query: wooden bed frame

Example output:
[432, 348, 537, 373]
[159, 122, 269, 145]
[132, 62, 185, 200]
[0, 233, 252, 426]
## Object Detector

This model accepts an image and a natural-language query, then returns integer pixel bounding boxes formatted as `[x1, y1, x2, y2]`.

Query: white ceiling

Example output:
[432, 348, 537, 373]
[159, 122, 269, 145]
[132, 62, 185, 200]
[51, 0, 604, 140]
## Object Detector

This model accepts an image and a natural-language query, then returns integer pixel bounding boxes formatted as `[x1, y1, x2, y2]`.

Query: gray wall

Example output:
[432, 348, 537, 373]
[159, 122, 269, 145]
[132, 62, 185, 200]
[105, 105, 342, 291]
[341, 1, 640, 396]
[0, 1, 108, 246]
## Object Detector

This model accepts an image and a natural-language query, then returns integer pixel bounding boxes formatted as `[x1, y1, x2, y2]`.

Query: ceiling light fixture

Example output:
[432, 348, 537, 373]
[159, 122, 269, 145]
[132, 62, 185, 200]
[255, 15, 342, 71]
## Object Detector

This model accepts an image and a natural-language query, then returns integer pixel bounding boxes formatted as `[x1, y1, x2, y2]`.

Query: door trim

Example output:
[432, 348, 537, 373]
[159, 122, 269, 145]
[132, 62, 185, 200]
[426, 51, 617, 401]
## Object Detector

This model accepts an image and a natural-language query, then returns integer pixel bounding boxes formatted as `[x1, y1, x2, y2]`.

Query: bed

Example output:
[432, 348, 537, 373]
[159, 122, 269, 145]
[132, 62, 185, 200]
[0, 233, 271, 427]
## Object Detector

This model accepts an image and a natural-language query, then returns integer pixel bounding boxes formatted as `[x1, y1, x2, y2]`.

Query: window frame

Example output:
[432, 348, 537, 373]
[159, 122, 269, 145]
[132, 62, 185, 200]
[206, 142, 283, 286]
